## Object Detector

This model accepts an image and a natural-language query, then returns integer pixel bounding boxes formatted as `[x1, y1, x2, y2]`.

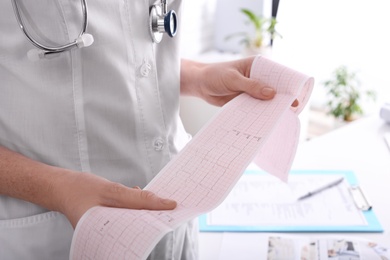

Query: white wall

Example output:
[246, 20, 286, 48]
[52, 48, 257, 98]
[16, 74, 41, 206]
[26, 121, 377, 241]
[271, 0, 390, 113]
[179, 0, 217, 59]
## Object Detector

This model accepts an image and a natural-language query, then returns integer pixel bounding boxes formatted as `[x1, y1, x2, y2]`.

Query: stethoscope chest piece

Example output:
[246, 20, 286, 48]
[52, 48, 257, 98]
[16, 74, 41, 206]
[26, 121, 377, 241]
[149, 0, 177, 43]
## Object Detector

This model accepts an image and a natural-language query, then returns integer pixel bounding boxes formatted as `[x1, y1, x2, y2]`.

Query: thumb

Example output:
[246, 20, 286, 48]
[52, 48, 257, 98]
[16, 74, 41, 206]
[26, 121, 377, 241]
[135, 189, 177, 210]
[239, 77, 276, 100]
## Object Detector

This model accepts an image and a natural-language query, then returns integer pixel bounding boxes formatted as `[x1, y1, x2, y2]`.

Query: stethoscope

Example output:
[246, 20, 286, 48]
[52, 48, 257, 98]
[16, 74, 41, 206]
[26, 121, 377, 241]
[11, 0, 177, 61]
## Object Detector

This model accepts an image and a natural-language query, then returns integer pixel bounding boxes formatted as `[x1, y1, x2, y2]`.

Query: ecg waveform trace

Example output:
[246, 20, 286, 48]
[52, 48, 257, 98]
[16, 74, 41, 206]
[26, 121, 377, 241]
[70, 56, 314, 260]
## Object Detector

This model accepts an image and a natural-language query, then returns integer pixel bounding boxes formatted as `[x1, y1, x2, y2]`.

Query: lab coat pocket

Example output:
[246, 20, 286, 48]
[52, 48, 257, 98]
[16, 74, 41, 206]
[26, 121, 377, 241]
[12, 0, 78, 50]
[0, 211, 73, 260]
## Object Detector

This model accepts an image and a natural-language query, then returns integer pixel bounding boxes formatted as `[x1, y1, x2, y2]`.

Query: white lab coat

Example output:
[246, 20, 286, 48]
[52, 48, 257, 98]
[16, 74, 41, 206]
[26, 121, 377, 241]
[0, 0, 198, 259]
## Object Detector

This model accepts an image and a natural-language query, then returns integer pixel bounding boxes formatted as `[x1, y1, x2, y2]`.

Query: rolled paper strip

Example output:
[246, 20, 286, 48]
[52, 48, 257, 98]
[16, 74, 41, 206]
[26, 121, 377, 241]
[70, 56, 315, 260]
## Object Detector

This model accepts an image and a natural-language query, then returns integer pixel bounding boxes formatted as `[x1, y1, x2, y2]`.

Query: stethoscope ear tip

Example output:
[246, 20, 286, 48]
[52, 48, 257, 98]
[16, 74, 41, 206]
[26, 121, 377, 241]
[26, 33, 94, 61]
[27, 49, 44, 61]
[76, 34, 94, 48]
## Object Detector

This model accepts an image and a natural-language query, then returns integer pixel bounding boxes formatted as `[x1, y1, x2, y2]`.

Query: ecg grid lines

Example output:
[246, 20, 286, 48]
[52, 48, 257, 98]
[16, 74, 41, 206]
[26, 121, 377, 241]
[70, 56, 314, 260]
[147, 95, 295, 217]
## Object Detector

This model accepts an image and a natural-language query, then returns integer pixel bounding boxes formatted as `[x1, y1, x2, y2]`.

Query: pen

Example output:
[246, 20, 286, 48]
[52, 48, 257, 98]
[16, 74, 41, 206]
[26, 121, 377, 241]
[297, 177, 344, 200]
[384, 133, 390, 152]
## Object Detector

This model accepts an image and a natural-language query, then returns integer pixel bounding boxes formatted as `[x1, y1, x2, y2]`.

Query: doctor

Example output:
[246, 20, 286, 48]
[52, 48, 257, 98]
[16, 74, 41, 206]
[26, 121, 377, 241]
[0, 0, 279, 259]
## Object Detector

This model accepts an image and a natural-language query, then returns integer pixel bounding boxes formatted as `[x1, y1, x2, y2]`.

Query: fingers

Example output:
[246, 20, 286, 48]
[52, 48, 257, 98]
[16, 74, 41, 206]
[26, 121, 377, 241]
[237, 78, 301, 107]
[237, 77, 276, 100]
[137, 189, 177, 210]
[243, 83, 300, 107]
[236, 58, 299, 107]
[61, 174, 177, 229]
[234, 63, 300, 107]
[233, 57, 276, 100]
[104, 182, 177, 211]
[226, 76, 303, 108]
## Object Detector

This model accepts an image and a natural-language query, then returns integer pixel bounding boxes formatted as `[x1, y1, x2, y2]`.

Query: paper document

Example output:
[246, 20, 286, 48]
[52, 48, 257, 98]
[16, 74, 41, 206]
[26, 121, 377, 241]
[69, 56, 314, 260]
[200, 170, 380, 231]
[219, 233, 390, 260]
[207, 174, 365, 226]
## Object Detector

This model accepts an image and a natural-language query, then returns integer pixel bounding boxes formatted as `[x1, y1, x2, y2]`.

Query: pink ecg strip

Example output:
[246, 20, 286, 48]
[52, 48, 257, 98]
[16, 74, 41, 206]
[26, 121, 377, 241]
[69, 56, 314, 260]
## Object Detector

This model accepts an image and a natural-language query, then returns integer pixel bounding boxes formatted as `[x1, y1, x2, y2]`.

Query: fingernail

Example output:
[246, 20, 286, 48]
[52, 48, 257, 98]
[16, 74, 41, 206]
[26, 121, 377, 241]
[161, 198, 175, 205]
[292, 100, 299, 107]
[261, 87, 275, 97]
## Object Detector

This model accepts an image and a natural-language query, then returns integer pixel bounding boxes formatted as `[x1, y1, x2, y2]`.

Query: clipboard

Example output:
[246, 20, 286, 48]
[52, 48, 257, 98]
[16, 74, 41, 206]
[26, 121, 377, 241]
[199, 170, 383, 233]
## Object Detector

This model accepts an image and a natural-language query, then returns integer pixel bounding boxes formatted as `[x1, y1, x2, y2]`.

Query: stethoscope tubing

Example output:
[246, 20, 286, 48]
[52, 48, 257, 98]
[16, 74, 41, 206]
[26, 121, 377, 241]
[11, 0, 89, 53]
[11, 0, 176, 59]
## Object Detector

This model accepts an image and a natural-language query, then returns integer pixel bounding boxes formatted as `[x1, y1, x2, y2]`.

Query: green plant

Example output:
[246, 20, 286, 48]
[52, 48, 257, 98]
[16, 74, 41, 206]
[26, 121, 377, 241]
[323, 66, 376, 121]
[226, 8, 281, 49]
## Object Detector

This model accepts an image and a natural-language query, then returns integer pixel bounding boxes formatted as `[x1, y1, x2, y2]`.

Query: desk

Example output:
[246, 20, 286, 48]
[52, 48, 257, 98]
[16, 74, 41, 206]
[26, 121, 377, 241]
[198, 115, 390, 259]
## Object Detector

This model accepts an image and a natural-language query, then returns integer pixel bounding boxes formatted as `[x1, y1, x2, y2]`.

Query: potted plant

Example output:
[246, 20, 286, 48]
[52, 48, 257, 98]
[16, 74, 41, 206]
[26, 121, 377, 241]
[323, 66, 376, 122]
[226, 8, 282, 56]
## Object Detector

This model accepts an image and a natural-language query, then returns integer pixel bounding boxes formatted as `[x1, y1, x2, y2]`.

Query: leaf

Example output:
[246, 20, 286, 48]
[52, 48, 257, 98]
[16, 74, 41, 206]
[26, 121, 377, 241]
[240, 8, 262, 30]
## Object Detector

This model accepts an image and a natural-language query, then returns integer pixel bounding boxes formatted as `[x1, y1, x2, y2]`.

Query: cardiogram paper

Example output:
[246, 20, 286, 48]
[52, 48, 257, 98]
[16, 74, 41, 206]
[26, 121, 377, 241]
[69, 56, 314, 260]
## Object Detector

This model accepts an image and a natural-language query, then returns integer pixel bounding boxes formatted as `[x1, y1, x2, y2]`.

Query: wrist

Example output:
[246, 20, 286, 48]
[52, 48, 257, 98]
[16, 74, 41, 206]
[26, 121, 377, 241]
[0, 146, 75, 214]
[180, 59, 206, 97]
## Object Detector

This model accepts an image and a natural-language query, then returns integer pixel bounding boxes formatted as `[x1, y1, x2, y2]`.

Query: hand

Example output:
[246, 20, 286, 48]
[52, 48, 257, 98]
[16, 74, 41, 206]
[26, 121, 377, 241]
[0, 146, 176, 229]
[55, 171, 177, 228]
[181, 57, 299, 107]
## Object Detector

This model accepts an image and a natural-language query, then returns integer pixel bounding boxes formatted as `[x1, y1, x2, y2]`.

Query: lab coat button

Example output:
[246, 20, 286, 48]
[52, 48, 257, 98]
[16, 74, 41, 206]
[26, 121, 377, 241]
[153, 138, 165, 151]
[139, 60, 152, 77]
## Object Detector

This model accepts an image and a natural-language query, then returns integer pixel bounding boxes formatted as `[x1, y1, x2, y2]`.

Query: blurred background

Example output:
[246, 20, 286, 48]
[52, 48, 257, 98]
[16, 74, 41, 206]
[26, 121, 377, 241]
[178, 0, 390, 141]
